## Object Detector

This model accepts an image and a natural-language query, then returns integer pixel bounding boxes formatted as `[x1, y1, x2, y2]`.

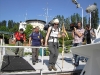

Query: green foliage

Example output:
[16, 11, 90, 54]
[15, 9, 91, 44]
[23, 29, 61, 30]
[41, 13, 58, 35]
[24, 24, 33, 41]
[59, 32, 73, 45]
[40, 30, 46, 38]
[91, 3, 99, 29]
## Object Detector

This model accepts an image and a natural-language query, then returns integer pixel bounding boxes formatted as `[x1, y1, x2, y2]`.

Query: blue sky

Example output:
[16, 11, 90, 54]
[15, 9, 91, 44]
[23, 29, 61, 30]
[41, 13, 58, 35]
[0, 0, 100, 23]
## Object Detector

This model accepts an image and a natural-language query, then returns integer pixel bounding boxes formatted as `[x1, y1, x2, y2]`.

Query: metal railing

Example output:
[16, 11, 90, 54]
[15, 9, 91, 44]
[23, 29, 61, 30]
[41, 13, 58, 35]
[0, 45, 48, 75]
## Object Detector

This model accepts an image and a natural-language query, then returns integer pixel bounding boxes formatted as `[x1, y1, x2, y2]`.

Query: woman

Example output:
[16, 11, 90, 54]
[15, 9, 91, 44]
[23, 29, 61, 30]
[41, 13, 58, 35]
[84, 25, 96, 44]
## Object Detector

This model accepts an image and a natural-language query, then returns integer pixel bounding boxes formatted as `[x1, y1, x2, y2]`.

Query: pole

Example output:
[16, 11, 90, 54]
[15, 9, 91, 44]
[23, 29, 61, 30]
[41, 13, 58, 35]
[81, 7, 83, 29]
[90, 12, 91, 29]
[62, 36, 64, 68]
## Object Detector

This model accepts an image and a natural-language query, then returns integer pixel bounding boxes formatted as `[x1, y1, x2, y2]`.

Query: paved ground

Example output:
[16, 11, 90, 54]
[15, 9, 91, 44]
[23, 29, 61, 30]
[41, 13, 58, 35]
[0, 48, 86, 75]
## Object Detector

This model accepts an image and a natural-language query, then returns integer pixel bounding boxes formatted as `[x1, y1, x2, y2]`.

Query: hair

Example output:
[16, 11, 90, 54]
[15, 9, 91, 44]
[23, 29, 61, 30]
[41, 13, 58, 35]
[77, 22, 82, 26]
[86, 24, 90, 29]
[35, 26, 40, 30]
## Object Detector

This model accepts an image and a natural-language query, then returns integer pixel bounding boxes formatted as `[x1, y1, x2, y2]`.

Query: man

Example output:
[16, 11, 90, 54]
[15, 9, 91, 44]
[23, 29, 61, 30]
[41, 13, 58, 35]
[45, 18, 65, 71]
[14, 28, 26, 57]
[29, 26, 43, 65]
[72, 22, 84, 66]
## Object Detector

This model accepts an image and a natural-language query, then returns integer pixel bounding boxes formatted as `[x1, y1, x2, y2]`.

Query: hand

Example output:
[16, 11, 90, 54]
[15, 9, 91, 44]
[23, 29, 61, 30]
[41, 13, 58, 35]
[28, 44, 31, 46]
[24, 40, 26, 43]
[61, 33, 66, 37]
[74, 27, 76, 31]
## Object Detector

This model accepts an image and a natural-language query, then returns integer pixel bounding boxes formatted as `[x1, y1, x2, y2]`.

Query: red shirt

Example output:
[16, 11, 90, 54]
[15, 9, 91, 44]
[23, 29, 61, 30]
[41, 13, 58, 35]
[14, 32, 26, 41]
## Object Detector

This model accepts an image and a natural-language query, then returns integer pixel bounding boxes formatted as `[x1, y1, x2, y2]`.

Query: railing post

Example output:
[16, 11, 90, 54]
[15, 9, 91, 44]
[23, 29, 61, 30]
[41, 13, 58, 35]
[41, 47, 44, 75]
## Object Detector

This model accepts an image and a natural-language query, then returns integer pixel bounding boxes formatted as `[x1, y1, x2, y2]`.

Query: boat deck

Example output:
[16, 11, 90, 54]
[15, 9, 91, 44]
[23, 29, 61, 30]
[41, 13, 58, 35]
[0, 49, 86, 75]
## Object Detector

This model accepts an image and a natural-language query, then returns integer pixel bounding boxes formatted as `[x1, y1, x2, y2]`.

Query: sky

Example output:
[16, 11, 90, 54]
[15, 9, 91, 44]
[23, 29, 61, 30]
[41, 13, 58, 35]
[0, 0, 100, 23]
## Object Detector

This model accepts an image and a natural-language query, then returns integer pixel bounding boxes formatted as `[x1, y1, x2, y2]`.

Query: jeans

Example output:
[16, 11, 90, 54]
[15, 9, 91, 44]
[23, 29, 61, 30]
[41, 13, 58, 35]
[73, 43, 82, 65]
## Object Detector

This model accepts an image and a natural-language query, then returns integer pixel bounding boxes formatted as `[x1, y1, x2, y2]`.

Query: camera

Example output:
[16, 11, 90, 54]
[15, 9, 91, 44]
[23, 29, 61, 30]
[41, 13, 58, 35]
[70, 23, 78, 30]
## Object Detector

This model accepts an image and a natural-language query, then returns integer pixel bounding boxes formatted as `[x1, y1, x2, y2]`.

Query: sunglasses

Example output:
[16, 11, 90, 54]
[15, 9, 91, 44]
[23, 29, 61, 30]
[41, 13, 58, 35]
[54, 23, 59, 25]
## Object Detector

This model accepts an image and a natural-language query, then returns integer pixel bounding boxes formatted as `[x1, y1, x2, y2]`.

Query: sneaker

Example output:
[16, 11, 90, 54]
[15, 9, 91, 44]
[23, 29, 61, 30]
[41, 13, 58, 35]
[73, 63, 79, 67]
[32, 62, 36, 65]
[48, 65, 52, 71]
[52, 66, 57, 71]
[36, 60, 38, 63]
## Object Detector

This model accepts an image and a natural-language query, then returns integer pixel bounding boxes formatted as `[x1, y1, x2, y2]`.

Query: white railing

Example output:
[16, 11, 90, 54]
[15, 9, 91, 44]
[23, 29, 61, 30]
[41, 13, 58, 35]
[96, 25, 100, 38]
[0, 45, 47, 75]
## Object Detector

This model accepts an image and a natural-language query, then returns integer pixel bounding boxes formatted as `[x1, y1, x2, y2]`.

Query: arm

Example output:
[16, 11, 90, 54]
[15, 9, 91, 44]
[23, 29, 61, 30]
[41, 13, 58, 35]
[45, 27, 51, 46]
[28, 37, 32, 46]
[72, 30, 75, 38]
[40, 34, 43, 46]
[74, 28, 84, 38]
[23, 34, 26, 42]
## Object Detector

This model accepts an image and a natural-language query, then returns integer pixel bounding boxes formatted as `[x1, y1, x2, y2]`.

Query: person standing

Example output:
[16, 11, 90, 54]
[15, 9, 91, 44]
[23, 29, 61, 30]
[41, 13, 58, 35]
[45, 18, 65, 71]
[29, 26, 43, 65]
[14, 28, 26, 57]
[72, 22, 85, 66]
[84, 25, 96, 44]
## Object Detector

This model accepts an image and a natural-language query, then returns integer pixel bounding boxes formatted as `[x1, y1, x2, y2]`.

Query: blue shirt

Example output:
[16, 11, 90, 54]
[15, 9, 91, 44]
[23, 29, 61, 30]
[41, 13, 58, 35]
[30, 32, 43, 46]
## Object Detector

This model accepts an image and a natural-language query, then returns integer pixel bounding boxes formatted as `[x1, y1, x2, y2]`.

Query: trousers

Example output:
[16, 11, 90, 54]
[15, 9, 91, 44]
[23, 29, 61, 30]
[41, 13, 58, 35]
[48, 42, 59, 66]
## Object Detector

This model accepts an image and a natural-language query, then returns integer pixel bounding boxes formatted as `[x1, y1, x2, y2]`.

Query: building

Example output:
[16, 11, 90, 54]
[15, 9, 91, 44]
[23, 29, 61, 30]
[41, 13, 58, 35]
[19, 19, 46, 31]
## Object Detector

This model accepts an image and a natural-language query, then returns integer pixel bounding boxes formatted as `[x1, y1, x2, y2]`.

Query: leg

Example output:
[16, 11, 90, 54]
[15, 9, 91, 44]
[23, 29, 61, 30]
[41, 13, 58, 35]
[18, 41, 24, 57]
[15, 41, 19, 55]
[52, 43, 59, 71]
[48, 42, 55, 65]
[53, 43, 59, 65]
[36, 48, 39, 63]
[48, 42, 55, 71]
[32, 48, 37, 65]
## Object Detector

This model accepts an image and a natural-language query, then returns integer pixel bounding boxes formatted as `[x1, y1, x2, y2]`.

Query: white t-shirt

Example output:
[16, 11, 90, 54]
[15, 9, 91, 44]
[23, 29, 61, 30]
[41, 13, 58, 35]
[48, 26, 60, 42]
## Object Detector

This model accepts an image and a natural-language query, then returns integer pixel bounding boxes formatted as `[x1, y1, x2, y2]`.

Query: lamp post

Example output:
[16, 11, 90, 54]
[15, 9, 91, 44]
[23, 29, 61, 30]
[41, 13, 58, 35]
[86, 4, 97, 29]
[72, 0, 84, 28]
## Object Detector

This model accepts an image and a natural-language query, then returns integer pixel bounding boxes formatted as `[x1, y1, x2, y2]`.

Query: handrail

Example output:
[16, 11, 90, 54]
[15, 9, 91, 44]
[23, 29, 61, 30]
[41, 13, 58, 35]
[0, 46, 47, 48]
[0, 46, 48, 75]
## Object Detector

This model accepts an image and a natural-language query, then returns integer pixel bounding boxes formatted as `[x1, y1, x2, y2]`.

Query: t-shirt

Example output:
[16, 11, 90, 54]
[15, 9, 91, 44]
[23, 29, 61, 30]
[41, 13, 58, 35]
[48, 26, 60, 42]
[73, 28, 84, 43]
[30, 32, 43, 46]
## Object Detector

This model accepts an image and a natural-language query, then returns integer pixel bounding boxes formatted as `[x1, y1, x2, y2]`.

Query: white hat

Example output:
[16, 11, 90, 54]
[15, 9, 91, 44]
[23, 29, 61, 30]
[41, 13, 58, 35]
[53, 19, 59, 23]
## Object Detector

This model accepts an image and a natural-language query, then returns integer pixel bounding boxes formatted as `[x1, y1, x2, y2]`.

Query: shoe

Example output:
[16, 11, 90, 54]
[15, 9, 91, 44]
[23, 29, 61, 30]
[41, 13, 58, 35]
[15, 53, 18, 55]
[48, 65, 52, 71]
[32, 62, 36, 65]
[36, 60, 38, 63]
[52, 66, 57, 71]
[73, 63, 79, 67]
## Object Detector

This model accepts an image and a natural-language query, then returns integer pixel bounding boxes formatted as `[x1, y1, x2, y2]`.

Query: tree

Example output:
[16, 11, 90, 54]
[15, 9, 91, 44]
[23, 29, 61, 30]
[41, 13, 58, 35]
[76, 13, 81, 23]
[83, 17, 87, 28]
[71, 13, 77, 23]
[65, 18, 70, 30]
[8, 20, 13, 28]
[1, 20, 6, 27]
[24, 24, 33, 41]
[91, 3, 99, 29]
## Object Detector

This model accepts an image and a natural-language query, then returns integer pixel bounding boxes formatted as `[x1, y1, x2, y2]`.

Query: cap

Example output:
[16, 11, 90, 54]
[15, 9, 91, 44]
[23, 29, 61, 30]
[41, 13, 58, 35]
[53, 19, 59, 24]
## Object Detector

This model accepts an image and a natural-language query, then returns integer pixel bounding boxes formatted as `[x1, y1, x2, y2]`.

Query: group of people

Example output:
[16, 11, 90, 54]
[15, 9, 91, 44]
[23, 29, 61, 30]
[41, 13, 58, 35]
[72, 22, 96, 66]
[13, 18, 96, 71]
